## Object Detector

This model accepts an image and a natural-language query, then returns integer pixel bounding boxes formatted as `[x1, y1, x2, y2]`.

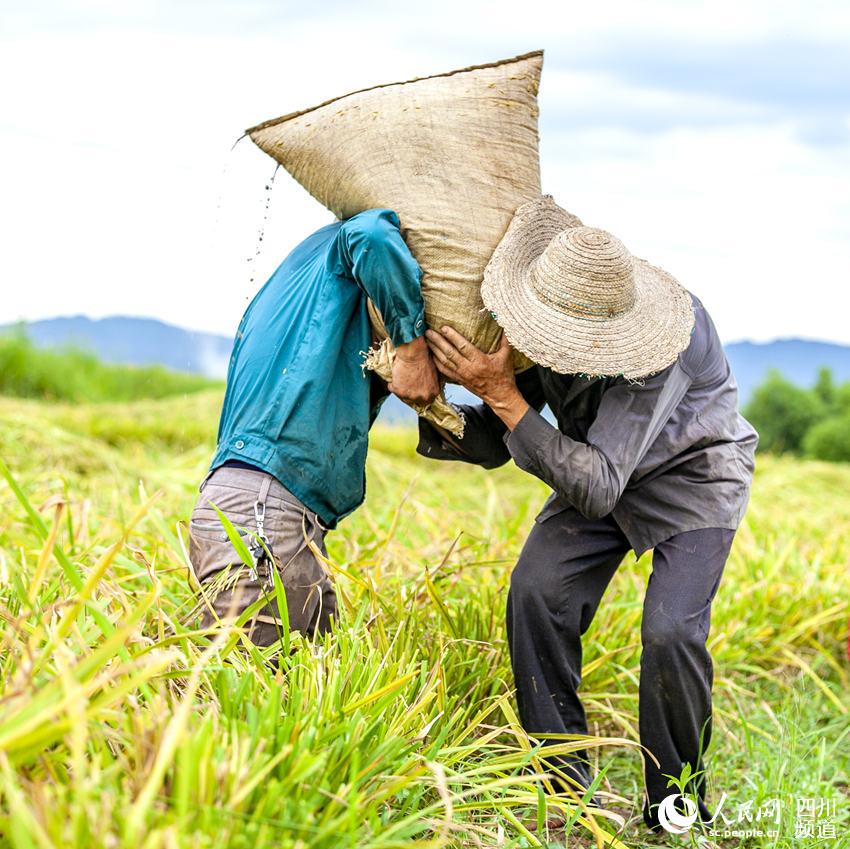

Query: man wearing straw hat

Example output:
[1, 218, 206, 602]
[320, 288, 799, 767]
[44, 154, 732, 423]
[419, 195, 758, 833]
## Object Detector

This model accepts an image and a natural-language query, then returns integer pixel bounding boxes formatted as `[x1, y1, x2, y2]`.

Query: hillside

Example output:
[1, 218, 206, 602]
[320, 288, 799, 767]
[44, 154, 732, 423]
[3, 315, 233, 378]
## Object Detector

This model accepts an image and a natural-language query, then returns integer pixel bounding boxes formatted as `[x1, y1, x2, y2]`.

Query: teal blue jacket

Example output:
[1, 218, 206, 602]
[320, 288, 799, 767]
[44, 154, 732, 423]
[210, 209, 426, 527]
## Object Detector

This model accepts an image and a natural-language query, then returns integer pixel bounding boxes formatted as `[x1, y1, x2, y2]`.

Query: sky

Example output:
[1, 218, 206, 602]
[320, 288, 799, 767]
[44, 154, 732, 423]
[1, 0, 849, 344]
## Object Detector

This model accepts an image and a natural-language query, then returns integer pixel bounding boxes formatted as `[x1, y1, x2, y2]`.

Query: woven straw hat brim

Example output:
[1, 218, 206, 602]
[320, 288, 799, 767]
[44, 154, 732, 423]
[481, 197, 695, 379]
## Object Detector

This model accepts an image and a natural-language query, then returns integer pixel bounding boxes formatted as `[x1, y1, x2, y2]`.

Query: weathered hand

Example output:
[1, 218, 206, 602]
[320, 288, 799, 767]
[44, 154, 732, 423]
[389, 335, 440, 406]
[426, 327, 530, 429]
[426, 327, 513, 397]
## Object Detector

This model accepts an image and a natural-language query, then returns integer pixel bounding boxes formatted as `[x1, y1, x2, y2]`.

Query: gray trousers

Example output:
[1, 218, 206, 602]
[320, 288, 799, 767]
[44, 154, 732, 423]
[188, 466, 337, 644]
[505, 505, 734, 830]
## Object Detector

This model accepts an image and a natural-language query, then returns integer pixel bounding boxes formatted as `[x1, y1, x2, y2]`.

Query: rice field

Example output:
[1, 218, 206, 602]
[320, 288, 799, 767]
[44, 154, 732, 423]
[0, 390, 848, 848]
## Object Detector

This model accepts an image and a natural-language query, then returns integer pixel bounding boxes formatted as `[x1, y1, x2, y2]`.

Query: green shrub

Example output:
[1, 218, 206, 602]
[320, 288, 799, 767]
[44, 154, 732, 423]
[743, 369, 824, 454]
[813, 366, 836, 409]
[803, 414, 850, 463]
[831, 382, 850, 416]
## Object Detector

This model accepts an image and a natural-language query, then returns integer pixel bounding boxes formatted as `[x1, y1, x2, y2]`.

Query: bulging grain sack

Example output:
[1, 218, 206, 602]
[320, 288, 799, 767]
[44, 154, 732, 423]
[246, 51, 546, 435]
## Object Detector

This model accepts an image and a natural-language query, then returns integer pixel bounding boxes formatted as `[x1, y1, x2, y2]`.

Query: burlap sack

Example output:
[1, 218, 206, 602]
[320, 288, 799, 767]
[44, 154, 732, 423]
[247, 51, 545, 436]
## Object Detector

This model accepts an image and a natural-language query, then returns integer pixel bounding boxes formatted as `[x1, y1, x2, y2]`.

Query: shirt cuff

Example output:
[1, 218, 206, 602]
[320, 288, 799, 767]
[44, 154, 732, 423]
[504, 406, 555, 472]
[387, 305, 427, 347]
[416, 417, 463, 462]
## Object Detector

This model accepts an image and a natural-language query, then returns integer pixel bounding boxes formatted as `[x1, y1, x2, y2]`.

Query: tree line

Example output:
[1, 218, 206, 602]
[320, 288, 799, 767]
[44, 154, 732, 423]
[744, 367, 850, 462]
[0, 332, 218, 403]
[3, 328, 849, 463]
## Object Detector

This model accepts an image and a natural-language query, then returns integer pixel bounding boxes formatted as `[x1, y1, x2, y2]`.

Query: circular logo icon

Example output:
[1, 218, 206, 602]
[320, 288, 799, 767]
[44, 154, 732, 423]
[658, 793, 699, 834]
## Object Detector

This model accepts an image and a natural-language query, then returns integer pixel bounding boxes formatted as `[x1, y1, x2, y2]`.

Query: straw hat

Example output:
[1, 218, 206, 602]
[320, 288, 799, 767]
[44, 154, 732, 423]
[481, 195, 695, 378]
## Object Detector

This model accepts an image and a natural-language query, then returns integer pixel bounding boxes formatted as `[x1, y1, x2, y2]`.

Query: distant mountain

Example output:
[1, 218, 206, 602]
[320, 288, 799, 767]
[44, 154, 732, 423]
[2, 315, 233, 378]
[724, 338, 850, 402]
[5, 317, 850, 421]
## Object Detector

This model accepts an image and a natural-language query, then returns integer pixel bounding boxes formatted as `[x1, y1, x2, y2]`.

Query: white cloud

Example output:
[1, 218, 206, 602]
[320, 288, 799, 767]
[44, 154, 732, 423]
[542, 122, 850, 342]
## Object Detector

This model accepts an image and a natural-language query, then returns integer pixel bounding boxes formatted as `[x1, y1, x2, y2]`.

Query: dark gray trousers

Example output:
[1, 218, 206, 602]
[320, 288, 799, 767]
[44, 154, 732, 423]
[505, 506, 734, 830]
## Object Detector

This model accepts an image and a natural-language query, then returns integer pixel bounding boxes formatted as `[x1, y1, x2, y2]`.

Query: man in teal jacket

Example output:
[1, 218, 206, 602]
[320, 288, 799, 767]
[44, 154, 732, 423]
[188, 208, 438, 644]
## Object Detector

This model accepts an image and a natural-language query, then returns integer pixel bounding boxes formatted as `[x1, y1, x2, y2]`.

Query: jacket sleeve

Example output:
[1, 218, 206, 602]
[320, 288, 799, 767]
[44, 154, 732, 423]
[504, 362, 692, 519]
[416, 367, 547, 469]
[339, 209, 426, 346]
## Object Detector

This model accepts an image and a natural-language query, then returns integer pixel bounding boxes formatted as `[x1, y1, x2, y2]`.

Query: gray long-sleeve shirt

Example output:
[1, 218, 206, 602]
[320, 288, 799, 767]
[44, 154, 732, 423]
[417, 293, 759, 556]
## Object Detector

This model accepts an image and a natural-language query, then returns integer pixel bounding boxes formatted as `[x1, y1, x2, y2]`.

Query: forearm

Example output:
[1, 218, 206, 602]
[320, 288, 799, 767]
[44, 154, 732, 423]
[480, 383, 530, 431]
[395, 334, 428, 362]
[417, 367, 545, 467]
[505, 408, 622, 519]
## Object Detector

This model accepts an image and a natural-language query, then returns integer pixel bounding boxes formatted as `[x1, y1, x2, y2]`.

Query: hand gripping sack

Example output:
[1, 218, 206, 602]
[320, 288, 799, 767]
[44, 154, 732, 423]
[247, 51, 546, 435]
